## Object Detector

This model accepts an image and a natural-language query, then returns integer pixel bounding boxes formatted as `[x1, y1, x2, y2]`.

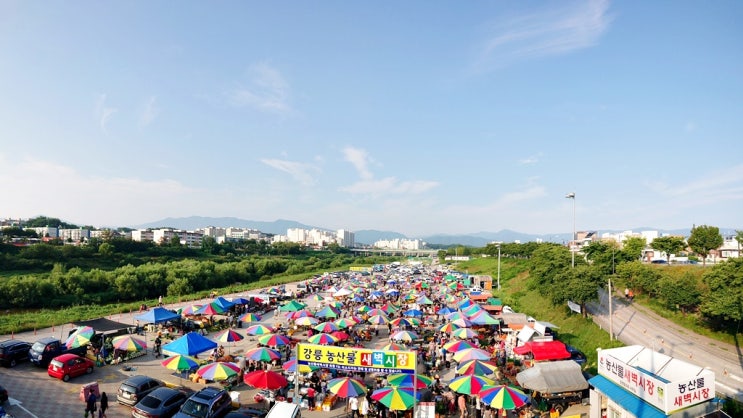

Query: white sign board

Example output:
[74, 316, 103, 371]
[415, 402, 435, 418]
[598, 351, 715, 413]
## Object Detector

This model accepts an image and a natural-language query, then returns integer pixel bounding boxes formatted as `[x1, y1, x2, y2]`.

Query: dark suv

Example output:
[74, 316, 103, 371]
[0, 340, 32, 367]
[117, 375, 165, 407]
[174, 387, 233, 418]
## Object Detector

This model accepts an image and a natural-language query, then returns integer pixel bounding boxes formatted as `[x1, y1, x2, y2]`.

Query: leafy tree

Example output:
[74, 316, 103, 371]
[24, 216, 78, 229]
[688, 225, 723, 266]
[736, 230, 743, 256]
[582, 241, 619, 275]
[650, 236, 687, 263]
[615, 261, 661, 296]
[700, 258, 743, 326]
[201, 236, 217, 254]
[657, 272, 701, 314]
[527, 243, 572, 289]
[550, 265, 603, 318]
[622, 237, 646, 262]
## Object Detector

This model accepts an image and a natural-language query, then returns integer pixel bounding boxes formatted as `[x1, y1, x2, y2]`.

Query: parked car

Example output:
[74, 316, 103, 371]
[0, 340, 32, 367]
[47, 353, 94, 381]
[566, 345, 587, 366]
[117, 375, 165, 407]
[29, 337, 88, 367]
[132, 387, 190, 418]
[173, 387, 233, 418]
[224, 409, 268, 418]
[0, 384, 7, 403]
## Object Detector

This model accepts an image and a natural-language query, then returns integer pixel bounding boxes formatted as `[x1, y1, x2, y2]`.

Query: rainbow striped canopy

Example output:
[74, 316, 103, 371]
[327, 377, 367, 398]
[196, 361, 240, 381]
[479, 385, 529, 410]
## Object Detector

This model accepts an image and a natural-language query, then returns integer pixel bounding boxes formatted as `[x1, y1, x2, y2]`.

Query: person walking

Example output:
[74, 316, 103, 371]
[85, 389, 97, 418]
[98, 392, 108, 418]
[458, 394, 468, 418]
[154, 336, 162, 358]
[349, 395, 360, 418]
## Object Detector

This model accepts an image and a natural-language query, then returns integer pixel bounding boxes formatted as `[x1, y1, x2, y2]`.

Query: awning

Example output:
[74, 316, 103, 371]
[516, 326, 536, 343]
[589, 375, 668, 418]
[513, 341, 571, 361]
[73, 317, 134, 334]
[516, 360, 588, 393]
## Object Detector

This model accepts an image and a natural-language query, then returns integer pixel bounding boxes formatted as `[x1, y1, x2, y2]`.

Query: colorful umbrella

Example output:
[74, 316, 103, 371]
[315, 306, 339, 318]
[243, 370, 288, 389]
[194, 302, 226, 315]
[479, 385, 529, 410]
[438, 323, 460, 333]
[245, 324, 274, 335]
[213, 329, 244, 343]
[245, 347, 281, 362]
[379, 342, 407, 351]
[368, 314, 390, 325]
[279, 300, 307, 312]
[331, 331, 350, 341]
[390, 330, 419, 342]
[403, 309, 423, 317]
[295, 317, 320, 326]
[452, 347, 492, 363]
[238, 312, 262, 322]
[386, 373, 433, 389]
[258, 333, 292, 347]
[111, 335, 147, 352]
[65, 326, 95, 349]
[451, 318, 473, 328]
[161, 354, 199, 372]
[452, 328, 479, 340]
[327, 377, 367, 398]
[314, 321, 340, 333]
[282, 357, 316, 374]
[180, 304, 203, 316]
[308, 333, 339, 345]
[468, 311, 500, 325]
[196, 361, 240, 381]
[288, 309, 314, 319]
[334, 318, 357, 329]
[309, 294, 324, 302]
[391, 317, 415, 328]
[448, 375, 496, 395]
[371, 387, 419, 411]
[456, 360, 500, 376]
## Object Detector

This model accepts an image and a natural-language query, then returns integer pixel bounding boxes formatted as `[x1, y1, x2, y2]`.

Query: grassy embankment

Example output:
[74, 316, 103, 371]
[0, 266, 354, 336]
[457, 257, 624, 375]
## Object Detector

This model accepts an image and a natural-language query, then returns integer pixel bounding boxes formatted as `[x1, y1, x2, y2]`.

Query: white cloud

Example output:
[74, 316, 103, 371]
[644, 164, 743, 204]
[474, 0, 612, 71]
[0, 155, 197, 227]
[339, 178, 439, 195]
[95, 94, 117, 133]
[229, 62, 292, 114]
[342, 147, 374, 180]
[260, 158, 319, 186]
[139, 96, 160, 127]
[519, 153, 542, 165]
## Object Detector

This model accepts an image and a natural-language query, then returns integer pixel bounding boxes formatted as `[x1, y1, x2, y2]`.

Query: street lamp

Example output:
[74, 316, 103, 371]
[565, 192, 576, 268]
[496, 243, 502, 291]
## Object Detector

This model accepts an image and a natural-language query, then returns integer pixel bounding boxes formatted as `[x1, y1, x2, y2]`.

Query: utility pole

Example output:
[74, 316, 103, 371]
[565, 192, 576, 268]
[608, 277, 613, 341]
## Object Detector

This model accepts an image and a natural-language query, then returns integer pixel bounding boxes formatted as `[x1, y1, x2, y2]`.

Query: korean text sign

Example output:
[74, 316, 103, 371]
[297, 343, 417, 374]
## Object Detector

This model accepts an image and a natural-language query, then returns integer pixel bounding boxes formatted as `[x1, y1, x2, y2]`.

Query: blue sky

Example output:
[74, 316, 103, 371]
[1, 0, 741, 237]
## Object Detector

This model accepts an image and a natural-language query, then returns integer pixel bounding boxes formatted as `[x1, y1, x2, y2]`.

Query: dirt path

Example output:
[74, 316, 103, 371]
[587, 289, 743, 402]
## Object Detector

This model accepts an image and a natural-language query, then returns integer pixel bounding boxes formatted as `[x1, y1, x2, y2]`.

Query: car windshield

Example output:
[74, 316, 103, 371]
[180, 399, 208, 418]
[31, 342, 46, 352]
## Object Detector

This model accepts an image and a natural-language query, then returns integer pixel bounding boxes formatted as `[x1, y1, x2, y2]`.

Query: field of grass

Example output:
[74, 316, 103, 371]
[0, 266, 356, 335]
[458, 257, 624, 375]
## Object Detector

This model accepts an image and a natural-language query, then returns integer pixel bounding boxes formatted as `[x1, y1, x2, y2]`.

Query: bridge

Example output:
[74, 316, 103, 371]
[349, 248, 439, 257]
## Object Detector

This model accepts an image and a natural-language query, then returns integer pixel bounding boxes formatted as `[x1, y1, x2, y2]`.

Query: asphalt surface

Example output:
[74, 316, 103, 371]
[587, 289, 743, 402]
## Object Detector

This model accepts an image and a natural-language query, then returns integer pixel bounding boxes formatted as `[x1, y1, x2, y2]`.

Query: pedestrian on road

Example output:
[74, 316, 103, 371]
[99, 392, 108, 418]
[85, 389, 97, 418]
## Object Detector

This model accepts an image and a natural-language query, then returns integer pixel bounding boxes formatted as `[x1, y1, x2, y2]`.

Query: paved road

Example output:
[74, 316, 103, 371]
[587, 289, 743, 402]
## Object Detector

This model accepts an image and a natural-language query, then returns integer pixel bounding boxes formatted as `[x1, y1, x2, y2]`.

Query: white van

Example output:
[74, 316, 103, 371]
[266, 401, 301, 418]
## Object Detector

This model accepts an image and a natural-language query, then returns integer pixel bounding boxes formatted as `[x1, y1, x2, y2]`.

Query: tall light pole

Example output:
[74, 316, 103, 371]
[565, 192, 576, 268]
[496, 243, 501, 291]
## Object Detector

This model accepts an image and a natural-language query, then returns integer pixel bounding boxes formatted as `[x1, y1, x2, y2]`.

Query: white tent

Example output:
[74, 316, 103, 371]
[516, 360, 588, 393]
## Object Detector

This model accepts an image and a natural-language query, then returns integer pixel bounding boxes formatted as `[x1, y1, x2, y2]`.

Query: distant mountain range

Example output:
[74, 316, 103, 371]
[133, 216, 732, 247]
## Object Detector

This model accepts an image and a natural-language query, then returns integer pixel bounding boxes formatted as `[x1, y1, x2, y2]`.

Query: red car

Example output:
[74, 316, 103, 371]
[47, 353, 94, 382]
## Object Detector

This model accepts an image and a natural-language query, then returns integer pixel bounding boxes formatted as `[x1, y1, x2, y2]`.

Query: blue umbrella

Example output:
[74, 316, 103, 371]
[437, 306, 456, 315]
[403, 309, 423, 317]
[162, 332, 217, 356]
